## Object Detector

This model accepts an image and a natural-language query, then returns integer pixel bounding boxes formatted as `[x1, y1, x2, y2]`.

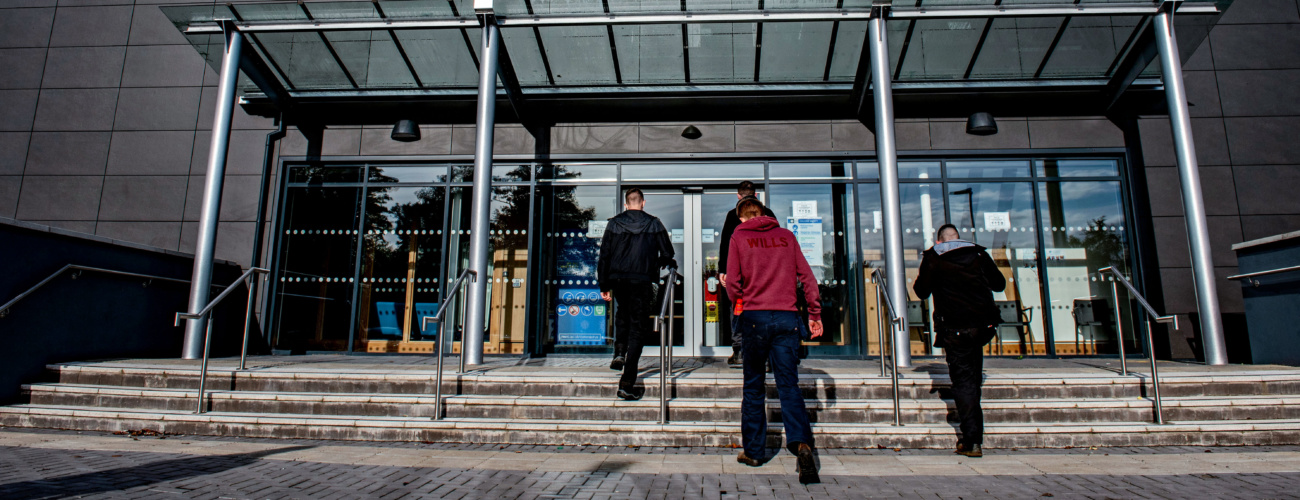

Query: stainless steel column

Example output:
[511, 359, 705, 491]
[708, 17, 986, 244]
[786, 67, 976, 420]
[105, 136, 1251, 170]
[1154, 8, 1226, 365]
[462, 21, 501, 367]
[183, 23, 243, 359]
[869, 11, 911, 368]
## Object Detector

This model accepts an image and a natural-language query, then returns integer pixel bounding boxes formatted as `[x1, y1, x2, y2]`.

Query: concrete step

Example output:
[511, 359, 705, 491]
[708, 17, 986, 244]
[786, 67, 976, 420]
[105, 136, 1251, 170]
[2, 404, 1298, 449]
[23, 383, 1300, 424]
[44, 364, 1300, 400]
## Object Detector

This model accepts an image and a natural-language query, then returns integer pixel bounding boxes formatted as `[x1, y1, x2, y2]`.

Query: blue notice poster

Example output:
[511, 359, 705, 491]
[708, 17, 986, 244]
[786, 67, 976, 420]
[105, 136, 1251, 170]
[556, 287, 606, 345]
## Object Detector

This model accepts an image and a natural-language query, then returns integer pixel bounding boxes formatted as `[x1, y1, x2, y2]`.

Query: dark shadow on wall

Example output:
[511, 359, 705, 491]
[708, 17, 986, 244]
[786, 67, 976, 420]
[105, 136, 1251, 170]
[0, 220, 251, 404]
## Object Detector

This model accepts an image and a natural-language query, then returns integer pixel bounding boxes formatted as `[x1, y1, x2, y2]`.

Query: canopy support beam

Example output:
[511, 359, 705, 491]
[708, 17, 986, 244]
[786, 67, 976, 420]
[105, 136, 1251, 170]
[870, 7, 911, 368]
[183, 20, 244, 359]
[1105, 19, 1157, 112]
[462, 18, 502, 368]
[1153, 4, 1226, 365]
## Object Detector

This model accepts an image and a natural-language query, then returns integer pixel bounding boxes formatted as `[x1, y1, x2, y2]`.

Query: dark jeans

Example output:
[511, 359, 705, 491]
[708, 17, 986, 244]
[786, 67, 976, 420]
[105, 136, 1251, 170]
[940, 327, 991, 446]
[737, 310, 813, 459]
[612, 280, 656, 392]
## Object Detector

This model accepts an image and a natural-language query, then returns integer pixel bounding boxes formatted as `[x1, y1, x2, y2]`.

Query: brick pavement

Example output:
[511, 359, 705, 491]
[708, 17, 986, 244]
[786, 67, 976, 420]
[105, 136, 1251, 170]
[2, 429, 1300, 499]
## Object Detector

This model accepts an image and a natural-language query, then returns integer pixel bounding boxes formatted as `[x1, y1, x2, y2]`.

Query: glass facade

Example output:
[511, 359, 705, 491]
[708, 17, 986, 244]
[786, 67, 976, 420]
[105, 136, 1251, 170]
[268, 156, 1138, 360]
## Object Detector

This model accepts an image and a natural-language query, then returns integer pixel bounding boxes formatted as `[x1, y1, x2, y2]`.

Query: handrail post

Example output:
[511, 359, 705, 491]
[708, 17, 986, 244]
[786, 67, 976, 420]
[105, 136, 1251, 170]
[1110, 280, 1128, 376]
[195, 317, 213, 414]
[877, 283, 886, 378]
[890, 316, 901, 427]
[422, 268, 474, 420]
[238, 275, 256, 371]
[1145, 319, 1165, 424]
[656, 268, 677, 425]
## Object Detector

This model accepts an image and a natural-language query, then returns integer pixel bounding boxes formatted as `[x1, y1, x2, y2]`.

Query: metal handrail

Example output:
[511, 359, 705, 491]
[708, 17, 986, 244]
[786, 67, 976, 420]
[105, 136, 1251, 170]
[870, 268, 902, 427]
[1227, 264, 1300, 287]
[1, 264, 191, 318]
[653, 267, 679, 425]
[175, 266, 268, 414]
[419, 268, 477, 421]
[1098, 266, 1174, 425]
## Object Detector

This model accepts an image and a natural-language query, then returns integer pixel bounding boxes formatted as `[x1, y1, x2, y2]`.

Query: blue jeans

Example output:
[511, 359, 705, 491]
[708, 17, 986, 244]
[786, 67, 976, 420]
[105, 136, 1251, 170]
[736, 310, 814, 459]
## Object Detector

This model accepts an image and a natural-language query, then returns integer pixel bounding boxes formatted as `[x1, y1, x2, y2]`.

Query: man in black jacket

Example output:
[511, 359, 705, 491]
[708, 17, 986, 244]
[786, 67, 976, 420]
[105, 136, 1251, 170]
[913, 224, 1007, 458]
[598, 188, 676, 400]
[717, 181, 775, 368]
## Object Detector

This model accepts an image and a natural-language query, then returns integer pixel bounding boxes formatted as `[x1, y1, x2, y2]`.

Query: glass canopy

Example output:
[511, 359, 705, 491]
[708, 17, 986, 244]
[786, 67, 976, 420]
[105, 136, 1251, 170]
[163, 0, 1230, 96]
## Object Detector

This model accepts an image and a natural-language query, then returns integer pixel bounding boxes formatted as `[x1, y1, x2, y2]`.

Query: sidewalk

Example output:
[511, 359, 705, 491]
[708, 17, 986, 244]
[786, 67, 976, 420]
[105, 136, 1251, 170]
[2, 429, 1298, 499]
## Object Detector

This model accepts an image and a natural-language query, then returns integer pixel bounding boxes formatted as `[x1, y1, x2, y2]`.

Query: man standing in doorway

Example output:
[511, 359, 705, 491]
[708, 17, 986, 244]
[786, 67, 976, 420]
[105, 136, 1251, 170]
[717, 181, 775, 368]
[913, 223, 1007, 458]
[726, 197, 822, 484]
[599, 188, 676, 401]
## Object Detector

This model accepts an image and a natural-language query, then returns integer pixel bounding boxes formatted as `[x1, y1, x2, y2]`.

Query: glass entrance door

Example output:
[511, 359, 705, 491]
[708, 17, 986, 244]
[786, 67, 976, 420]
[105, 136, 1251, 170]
[640, 189, 755, 358]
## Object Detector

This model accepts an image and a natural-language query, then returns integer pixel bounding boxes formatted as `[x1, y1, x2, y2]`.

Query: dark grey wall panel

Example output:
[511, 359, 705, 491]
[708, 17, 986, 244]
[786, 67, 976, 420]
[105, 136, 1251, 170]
[1215, 0, 1300, 24]
[1139, 117, 1233, 167]
[24, 131, 110, 175]
[1217, 70, 1300, 116]
[97, 175, 187, 221]
[1182, 70, 1223, 117]
[552, 125, 639, 154]
[106, 130, 194, 175]
[1224, 117, 1300, 165]
[112, 87, 201, 131]
[1210, 24, 1300, 70]
[1143, 166, 1241, 218]
[735, 122, 832, 152]
[194, 86, 275, 131]
[1153, 216, 1192, 268]
[0, 48, 47, 89]
[1241, 215, 1300, 240]
[179, 220, 255, 263]
[831, 120, 872, 151]
[0, 8, 55, 48]
[15, 175, 103, 220]
[896, 121, 933, 150]
[127, 5, 189, 46]
[33, 88, 118, 131]
[93, 221, 182, 250]
[1233, 164, 1300, 214]
[40, 46, 126, 88]
[0, 176, 18, 218]
[1028, 119, 1125, 148]
[120, 45, 205, 88]
[0, 132, 30, 176]
[47, 5, 133, 47]
[182, 174, 261, 222]
[0, 90, 39, 131]
[189, 130, 271, 176]
[358, 125, 454, 156]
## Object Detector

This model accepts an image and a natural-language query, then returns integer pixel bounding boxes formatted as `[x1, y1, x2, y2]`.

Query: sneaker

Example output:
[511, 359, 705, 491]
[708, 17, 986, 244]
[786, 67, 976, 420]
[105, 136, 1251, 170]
[727, 352, 743, 368]
[610, 356, 625, 371]
[616, 388, 643, 401]
[736, 451, 763, 467]
[956, 443, 983, 458]
[795, 443, 820, 484]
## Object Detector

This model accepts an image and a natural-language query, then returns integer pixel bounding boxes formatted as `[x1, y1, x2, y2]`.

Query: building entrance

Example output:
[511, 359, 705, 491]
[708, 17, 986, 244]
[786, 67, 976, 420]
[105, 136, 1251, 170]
[639, 189, 760, 358]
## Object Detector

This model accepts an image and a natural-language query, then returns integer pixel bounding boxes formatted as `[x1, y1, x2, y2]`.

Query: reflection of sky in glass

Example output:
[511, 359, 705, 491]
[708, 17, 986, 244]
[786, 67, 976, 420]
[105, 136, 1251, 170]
[946, 182, 1037, 252]
[1039, 181, 1126, 244]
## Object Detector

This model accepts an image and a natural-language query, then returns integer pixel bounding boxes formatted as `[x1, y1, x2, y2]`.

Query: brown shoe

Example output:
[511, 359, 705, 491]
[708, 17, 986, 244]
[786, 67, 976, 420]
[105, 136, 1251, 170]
[957, 443, 983, 458]
[796, 443, 820, 484]
[736, 451, 763, 467]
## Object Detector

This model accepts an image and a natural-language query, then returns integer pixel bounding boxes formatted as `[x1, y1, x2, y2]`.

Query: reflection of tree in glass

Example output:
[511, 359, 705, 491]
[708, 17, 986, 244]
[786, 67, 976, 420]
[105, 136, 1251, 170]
[1068, 216, 1126, 271]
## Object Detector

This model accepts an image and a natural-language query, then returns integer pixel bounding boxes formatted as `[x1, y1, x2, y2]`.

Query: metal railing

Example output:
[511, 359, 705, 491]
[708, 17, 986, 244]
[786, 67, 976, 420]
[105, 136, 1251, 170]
[1, 264, 191, 319]
[870, 269, 902, 427]
[419, 269, 477, 421]
[1099, 266, 1176, 425]
[653, 267, 679, 425]
[175, 267, 268, 414]
[1227, 264, 1300, 287]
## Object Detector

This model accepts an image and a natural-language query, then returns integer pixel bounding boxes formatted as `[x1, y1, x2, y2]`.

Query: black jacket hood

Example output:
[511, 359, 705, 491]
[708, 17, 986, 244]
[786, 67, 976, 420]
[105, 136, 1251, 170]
[609, 209, 657, 233]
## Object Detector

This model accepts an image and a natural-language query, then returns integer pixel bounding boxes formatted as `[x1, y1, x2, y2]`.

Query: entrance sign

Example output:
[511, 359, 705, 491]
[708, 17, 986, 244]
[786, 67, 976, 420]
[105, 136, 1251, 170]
[985, 212, 1011, 231]
[587, 221, 607, 238]
[793, 201, 818, 218]
[787, 217, 825, 267]
[671, 228, 685, 243]
[556, 285, 605, 345]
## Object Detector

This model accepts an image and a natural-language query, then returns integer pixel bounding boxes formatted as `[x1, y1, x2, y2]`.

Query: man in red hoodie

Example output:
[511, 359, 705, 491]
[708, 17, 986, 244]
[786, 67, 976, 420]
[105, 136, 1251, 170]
[725, 196, 822, 484]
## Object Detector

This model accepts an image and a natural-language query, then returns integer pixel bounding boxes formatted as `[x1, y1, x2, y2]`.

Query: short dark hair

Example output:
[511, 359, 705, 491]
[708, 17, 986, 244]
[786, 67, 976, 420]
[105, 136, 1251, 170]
[737, 196, 765, 219]
[737, 180, 756, 197]
[624, 188, 643, 205]
[937, 223, 959, 240]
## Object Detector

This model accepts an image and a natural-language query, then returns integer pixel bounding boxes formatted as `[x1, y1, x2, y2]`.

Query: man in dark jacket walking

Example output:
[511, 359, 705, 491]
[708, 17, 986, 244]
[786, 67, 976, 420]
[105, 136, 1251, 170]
[598, 188, 676, 400]
[913, 224, 1007, 458]
[717, 181, 775, 368]
[726, 197, 822, 484]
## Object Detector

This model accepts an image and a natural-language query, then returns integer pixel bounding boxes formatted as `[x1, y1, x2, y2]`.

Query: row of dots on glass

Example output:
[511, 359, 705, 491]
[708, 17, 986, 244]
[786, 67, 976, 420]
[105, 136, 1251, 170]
[281, 277, 354, 282]
[286, 229, 358, 235]
[864, 226, 1125, 234]
[362, 277, 439, 283]
[372, 288, 440, 293]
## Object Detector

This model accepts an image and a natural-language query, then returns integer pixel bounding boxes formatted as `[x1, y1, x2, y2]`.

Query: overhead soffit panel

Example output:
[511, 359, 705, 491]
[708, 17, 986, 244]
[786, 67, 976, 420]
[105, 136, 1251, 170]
[161, 0, 1232, 101]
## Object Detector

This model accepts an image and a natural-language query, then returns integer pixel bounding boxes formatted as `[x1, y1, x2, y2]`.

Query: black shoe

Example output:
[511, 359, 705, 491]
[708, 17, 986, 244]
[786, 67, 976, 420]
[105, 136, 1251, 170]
[610, 356, 625, 371]
[736, 451, 763, 467]
[727, 352, 743, 368]
[616, 388, 642, 401]
[796, 443, 820, 484]
[956, 443, 983, 458]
